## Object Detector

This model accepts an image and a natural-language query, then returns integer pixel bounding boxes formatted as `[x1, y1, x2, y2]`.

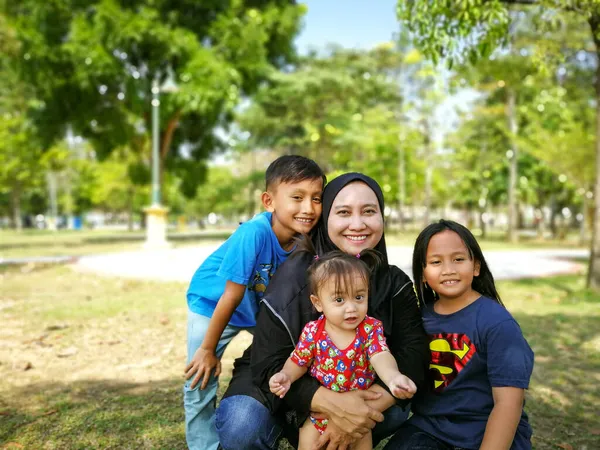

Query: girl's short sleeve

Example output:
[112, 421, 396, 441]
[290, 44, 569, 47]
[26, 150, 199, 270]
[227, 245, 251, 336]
[364, 318, 390, 358]
[290, 321, 318, 367]
[486, 319, 534, 389]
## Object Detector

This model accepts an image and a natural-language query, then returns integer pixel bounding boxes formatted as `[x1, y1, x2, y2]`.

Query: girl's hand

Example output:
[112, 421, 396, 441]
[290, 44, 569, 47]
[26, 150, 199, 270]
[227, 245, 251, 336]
[185, 347, 221, 390]
[269, 372, 291, 398]
[388, 373, 417, 399]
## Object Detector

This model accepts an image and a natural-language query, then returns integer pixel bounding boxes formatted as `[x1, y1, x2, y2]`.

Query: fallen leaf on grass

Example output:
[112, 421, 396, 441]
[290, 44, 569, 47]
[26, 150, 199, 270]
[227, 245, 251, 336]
[591, 429, 600, 435]
[3, 442, 24, 448]
[57, 347, 78, 357]
[15, 361, 33, 371]
[45, 324, 69, 331]
[557, 444, 573, 450]
[0, 411, 11, 416]
[41, 410, 57, 416]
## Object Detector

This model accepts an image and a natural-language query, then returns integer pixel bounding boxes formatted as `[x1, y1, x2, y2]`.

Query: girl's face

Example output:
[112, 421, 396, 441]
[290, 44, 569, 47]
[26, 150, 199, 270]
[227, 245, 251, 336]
[423, 230, 481, 305]
[310, 270, 369, 333]
[327, 181, 384, 255]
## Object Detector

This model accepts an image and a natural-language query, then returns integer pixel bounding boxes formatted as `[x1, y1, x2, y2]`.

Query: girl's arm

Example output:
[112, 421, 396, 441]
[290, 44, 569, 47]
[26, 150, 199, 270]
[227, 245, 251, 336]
[480, 387, 525, 450]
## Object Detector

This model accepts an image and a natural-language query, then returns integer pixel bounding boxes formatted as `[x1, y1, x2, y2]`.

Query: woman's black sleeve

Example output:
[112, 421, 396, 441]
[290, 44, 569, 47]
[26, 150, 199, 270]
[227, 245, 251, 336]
[389, 279, 430, 394]
[250, 301, 320, 419]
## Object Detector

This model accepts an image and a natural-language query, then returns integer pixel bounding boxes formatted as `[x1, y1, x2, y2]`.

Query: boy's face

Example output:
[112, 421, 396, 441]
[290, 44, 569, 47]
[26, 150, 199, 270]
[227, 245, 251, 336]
[263, 177, 323, 245]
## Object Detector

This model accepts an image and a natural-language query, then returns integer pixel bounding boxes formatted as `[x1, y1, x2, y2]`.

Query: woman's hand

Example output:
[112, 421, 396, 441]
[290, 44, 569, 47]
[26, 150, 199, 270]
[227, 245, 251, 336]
[185, 347, 221, 390]
[313, 388, 384, 440]
[312, 421, 356, 450]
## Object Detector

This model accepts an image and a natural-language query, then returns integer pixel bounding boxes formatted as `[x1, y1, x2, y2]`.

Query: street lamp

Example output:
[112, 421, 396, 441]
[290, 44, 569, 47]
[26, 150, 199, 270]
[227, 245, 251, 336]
[144, 73, 179, 250]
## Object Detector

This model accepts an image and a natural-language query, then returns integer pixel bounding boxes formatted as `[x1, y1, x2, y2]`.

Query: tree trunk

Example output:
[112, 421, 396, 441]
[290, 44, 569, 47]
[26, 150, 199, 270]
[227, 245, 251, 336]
[10, 184, 22, 231]
[158, 110, 181, 203]
[506, 88, 518, 243]
[127, 186, 134, 231]
[397, 145, 405, 230]
[588, 14, 600, 289]
[423, 121, 432, 228]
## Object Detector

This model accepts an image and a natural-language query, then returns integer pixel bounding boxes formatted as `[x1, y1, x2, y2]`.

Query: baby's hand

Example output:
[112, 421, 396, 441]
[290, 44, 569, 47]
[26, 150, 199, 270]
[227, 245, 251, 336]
[388, 373, 417, 400]
[269, 372, 291, 398]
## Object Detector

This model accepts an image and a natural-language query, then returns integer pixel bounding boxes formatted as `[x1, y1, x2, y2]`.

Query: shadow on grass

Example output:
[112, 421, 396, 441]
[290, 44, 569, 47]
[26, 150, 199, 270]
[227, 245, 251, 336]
[513, 313, 600, 449]
[0, 379, 186, 449]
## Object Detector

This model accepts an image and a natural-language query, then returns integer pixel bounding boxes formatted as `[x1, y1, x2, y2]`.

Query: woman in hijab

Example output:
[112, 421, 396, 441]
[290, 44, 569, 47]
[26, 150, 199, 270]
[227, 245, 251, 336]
[216, 173, 429, 449]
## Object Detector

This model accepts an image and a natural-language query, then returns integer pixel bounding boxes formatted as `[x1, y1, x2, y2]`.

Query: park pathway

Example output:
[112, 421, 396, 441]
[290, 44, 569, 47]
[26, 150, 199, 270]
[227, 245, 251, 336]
[76, 246, 588, 282]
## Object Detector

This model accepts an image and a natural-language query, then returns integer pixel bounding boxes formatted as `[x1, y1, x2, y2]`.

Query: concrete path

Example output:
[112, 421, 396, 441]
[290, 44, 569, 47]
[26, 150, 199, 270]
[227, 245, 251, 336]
[76, 246, 588, 282]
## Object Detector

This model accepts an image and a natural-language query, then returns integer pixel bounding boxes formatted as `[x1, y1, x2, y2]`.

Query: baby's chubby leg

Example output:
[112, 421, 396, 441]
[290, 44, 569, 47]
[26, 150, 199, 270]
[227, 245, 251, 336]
[298, 417, 322, 450]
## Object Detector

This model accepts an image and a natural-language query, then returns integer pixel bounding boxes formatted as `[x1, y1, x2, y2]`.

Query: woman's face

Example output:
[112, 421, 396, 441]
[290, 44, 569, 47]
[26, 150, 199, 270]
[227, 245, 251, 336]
[327, 181, 384, 255]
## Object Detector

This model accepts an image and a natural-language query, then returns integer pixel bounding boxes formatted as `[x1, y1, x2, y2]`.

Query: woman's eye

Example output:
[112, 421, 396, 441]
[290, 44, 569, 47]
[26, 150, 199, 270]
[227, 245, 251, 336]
[337, 210, 350, 216]
[292, 196, 302, 201]
[455, 257, 465, 262]
[364, 209, 377, 215]
[430, 260, 440, 265]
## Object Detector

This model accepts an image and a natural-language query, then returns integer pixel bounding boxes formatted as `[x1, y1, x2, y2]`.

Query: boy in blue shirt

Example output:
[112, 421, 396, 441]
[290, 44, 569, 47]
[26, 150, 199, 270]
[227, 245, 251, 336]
[183, 155, 326, 450]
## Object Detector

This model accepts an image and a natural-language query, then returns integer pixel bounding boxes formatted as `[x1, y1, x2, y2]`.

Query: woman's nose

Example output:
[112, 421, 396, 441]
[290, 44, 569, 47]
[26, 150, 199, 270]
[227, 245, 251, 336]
[348, 214, 365, 230]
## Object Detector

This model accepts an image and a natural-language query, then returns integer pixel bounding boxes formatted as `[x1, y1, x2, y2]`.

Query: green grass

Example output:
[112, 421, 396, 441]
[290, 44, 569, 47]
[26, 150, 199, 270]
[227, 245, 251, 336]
[0, 264, 598, 449]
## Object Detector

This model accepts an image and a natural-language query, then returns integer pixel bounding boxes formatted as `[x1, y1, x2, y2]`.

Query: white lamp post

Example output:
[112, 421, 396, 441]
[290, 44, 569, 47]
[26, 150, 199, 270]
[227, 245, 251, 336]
[144, 73, 178, 250]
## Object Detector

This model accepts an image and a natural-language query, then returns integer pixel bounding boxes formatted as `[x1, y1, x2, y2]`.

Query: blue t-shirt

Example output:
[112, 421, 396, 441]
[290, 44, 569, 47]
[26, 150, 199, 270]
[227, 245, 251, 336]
[410, 296, 534, 450]
[186, 212, 292, 328]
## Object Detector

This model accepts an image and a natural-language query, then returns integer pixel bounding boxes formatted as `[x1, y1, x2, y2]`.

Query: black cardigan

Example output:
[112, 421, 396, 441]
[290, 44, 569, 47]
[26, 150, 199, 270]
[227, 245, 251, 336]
[223, 252, 429, 430]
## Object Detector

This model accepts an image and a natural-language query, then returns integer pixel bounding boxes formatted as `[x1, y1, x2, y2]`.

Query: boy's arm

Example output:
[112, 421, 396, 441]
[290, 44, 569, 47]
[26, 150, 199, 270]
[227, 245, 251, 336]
[370, 351, 417, 399]
[185, 280, 246, 389]
[480, 387, 525, 450]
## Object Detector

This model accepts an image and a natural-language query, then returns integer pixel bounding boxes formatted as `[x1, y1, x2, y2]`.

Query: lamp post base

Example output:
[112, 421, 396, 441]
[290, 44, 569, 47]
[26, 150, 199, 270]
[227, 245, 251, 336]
[144, 204, 171, 250]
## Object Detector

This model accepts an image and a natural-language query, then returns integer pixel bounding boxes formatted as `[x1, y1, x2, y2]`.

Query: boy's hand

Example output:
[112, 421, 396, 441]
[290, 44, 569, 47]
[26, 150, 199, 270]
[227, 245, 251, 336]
[269, 372, 291, 398]
[185, 347, 221, 390]
[388, 374, 417, 400]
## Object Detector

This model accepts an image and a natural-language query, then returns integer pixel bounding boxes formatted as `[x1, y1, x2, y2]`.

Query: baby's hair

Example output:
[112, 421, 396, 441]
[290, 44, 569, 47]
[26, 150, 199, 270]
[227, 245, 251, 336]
[293, 236, 381, 297]
[412, 219, 502, 308]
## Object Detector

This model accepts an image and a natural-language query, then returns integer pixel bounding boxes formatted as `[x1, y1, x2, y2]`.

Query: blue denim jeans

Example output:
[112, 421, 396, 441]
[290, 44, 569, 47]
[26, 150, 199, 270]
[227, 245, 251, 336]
[383, 423, 460, 450]
[216, 394, 410, 449]
[183, 311, 248, 450]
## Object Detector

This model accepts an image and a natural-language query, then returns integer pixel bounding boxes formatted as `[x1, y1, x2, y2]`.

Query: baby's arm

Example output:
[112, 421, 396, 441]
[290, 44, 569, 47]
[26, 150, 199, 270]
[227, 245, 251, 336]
[480, 386, 525, 450]
[370, 351, 417, 400]
[269, 358, 308, 398]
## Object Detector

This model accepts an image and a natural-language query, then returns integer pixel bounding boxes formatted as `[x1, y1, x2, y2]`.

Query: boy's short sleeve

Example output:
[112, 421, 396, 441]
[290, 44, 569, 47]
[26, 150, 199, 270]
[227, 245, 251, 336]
[290, 322, 318, 368]
[486, 319, 534, 389]
[365, 318, 390, 358]
[217, 220, 268, 286]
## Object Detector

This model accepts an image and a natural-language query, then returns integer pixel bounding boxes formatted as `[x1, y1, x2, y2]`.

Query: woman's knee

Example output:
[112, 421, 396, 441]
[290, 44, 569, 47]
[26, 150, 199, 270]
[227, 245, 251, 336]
[216, 395, 282, 449]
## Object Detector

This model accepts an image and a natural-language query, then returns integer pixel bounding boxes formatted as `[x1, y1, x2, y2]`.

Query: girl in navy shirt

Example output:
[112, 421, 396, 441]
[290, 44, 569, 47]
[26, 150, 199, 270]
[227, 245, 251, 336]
[385, 220, 534, 450]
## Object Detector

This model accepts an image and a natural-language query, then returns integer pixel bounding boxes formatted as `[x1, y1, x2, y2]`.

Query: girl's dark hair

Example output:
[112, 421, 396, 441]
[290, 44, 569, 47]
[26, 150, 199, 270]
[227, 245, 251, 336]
[412, 219, 502, 308]
[294, 235, 382, 296]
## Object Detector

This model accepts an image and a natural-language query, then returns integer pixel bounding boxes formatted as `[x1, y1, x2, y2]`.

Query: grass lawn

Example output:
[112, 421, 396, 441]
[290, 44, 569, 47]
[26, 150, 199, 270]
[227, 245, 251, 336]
[1, 264, 598, 449]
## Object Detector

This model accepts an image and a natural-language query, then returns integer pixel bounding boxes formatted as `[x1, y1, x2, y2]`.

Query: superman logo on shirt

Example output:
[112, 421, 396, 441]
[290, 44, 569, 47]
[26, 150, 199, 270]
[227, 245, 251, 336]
[428, 333, 476, 393]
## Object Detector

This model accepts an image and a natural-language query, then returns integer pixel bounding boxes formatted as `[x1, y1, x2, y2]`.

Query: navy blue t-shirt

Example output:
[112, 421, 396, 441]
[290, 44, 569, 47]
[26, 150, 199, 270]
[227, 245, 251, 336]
[410, 296, 534, 450]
